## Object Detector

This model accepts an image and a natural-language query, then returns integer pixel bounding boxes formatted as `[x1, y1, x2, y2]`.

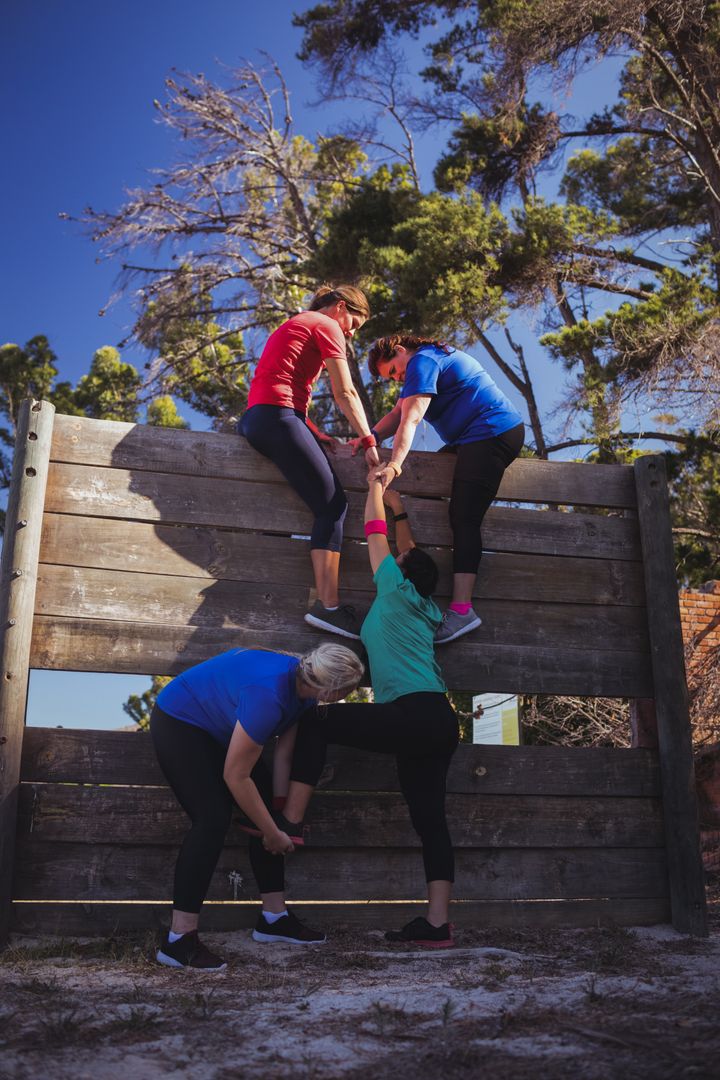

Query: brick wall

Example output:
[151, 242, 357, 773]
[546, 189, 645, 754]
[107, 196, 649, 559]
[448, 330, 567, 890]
[679, 580, 720, 661]
[681, 583, 720, 871]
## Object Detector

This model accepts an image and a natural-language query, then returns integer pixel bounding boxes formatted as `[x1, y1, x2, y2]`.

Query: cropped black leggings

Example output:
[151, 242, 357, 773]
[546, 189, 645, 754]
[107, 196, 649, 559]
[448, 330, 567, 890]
[240, 404, 348, 552]
[448, 422, 525, 574]
[150, 705, 284, 912]
[290, 693, 459, 882]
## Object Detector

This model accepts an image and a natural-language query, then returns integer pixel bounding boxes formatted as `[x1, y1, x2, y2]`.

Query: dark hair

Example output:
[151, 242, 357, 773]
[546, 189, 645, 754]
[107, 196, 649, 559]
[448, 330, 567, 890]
[368, 335, 452, 377]
[309, 284, 370, 319]
[400, 547, 439, 598]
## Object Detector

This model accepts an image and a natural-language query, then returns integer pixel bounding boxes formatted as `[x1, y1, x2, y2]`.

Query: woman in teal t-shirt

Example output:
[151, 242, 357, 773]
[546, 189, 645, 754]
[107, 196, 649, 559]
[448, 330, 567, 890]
[282, 472, 460, 948]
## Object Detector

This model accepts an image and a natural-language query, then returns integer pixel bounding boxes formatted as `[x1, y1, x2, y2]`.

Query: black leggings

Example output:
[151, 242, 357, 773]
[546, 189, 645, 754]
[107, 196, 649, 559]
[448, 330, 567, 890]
[240, 404, 348, 552]
[150, 706, 284, 912]
[290, 693, 459, 882]
[448, 422, 525, 574]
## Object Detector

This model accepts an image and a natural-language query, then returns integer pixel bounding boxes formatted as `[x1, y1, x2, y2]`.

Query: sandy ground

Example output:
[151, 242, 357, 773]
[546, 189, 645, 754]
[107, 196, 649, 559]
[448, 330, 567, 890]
[1, 903, 719, 1080]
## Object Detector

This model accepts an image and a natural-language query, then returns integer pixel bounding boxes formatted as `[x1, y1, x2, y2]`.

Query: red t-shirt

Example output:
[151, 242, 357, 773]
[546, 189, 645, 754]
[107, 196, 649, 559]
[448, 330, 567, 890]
[247, 311, 347, 414]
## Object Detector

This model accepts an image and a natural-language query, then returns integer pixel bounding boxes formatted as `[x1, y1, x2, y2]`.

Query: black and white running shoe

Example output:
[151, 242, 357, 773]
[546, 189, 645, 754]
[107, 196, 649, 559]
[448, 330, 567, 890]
[156, 931, 227, 970]
[385, 917, 455, 949]
[252, 910, 326, 945]
[304, 600, 362, 640]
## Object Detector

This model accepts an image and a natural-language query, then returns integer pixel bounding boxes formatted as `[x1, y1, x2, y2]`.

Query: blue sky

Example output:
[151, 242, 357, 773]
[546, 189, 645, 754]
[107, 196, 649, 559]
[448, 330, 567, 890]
[3, 2, 629, 728]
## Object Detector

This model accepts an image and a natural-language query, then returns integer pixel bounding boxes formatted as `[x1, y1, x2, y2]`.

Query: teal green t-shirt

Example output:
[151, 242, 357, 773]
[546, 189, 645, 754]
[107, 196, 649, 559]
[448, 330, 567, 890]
[360, 554, 446, 703]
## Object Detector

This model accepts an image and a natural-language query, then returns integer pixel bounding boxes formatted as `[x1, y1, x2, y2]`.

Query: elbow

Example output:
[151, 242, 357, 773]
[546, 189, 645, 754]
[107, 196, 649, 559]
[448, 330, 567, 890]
[223, 765, 247, 787]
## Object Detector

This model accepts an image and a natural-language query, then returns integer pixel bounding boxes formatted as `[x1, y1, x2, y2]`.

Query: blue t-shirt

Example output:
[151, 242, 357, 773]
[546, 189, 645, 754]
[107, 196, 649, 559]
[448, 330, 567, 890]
[156, 649, 313, 747]
[400, 345, 523, 445]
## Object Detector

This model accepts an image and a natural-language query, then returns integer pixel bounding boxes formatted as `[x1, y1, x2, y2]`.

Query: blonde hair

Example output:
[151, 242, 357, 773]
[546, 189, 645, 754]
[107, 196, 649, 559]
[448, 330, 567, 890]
[297, 642, 364, 701]
[308, 284, 370, 319]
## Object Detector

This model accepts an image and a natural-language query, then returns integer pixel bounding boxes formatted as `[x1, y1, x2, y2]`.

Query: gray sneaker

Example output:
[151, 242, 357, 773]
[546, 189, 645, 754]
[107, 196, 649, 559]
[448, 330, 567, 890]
[434, 608, 482, 644]
[304, 600, 362, 640]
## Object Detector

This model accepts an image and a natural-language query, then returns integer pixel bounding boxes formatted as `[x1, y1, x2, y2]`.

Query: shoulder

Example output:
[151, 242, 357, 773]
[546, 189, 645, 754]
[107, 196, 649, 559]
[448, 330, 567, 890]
[297, 310, 344, 336]
[373, 552, 404, 590]
[410, 345, 445, 368]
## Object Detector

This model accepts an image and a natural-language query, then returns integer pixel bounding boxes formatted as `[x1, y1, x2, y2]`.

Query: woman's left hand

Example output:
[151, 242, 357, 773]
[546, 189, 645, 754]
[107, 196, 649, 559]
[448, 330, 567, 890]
[262, 828, 295, 855]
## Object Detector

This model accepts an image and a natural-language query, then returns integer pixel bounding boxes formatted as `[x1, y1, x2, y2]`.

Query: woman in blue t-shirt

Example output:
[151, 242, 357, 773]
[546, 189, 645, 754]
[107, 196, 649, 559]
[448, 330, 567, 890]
[361, 334, 525, 644]
[281, 472, 460, 949]
[150, 642, 363, 970]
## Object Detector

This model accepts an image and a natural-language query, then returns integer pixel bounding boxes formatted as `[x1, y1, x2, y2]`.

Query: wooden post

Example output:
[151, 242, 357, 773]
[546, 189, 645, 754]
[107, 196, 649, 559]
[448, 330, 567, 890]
[0, 399, 55, 945]
[634, 455, 708, 936]
[629, 699, 659, 749]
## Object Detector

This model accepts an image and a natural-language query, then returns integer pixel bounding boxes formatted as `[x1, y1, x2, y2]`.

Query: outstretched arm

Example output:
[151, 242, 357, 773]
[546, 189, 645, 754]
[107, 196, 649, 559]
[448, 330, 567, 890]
[372, 393, 432, 490]
[350, 399, 403, 455]
[365, 474, 392, 574]
[383, 487, 415, 553]
[324, 355, 380, 466]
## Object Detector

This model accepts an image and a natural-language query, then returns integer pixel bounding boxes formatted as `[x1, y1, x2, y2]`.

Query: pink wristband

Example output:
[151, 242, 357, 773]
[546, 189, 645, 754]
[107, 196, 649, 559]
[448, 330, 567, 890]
[364, 519, 388, 536]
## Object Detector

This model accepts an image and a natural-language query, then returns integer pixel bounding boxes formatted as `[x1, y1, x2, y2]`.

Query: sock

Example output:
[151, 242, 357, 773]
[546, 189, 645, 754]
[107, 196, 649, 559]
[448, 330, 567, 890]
[168, 930, 186, 942]
[262, 910, 288, 924]
[323, 604, 339, 611]
[450, 602, 472, 616]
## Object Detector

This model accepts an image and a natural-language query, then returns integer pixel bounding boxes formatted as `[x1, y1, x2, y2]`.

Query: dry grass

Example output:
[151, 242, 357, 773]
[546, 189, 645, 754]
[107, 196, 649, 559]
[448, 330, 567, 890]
[1, 905, 719, 1080]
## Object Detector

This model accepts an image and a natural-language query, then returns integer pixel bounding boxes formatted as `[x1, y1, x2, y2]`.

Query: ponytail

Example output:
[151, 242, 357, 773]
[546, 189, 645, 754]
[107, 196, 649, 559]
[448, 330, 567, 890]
[309, 284, 370, 319]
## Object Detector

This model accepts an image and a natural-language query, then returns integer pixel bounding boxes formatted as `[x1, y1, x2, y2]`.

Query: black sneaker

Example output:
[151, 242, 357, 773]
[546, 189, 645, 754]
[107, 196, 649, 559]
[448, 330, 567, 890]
[252, 910, 326, 945]
[239, 810, 307, 846]
[156, 931, 227, 970]
[304, 600, 362, 640]
[385, 917, 455, 949]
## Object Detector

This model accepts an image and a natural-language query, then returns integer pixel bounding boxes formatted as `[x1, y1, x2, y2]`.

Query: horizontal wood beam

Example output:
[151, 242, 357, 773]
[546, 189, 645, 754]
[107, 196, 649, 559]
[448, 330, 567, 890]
[51, 413, 638, 507]
[10, 897, 671, 934]
[17, 784, 665, 849]
[44, 462, 641, 557]
[21, 729, 662, 797]
[13, 842, 669, 902]
[32, 564, 650, 654]
[39, 513, 646, 604]
[29, 616, 655, 695]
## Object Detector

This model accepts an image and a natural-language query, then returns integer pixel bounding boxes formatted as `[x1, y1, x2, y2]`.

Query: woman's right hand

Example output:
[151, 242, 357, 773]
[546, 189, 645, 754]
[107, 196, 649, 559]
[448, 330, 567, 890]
[262, 828, 295, 855]
[368, 465, 395, 492]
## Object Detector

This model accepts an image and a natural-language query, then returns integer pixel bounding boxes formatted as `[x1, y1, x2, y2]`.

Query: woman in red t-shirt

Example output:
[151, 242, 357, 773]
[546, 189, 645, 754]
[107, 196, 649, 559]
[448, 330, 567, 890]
[240, 285, 380, 640]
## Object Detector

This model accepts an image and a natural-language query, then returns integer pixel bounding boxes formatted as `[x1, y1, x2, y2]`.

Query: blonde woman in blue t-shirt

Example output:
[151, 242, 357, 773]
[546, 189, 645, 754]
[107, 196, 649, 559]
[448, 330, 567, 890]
[282, 472, 460, 948]
[150, 642, 364, 970]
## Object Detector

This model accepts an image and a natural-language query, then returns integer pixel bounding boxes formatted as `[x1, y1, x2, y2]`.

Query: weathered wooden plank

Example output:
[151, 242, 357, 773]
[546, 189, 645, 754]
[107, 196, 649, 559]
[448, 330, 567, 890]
[13, 842, 669, 902]
[51, 413, 638, 507]
[44, 461, 639, 559]
[33, 564, 650, 654]
[29, 615, 655, 695]
[20, 729, 662, 797]
[634, 455, 708, 937]
[39, 513, 647, 605]
[17, 784, 665, 848]
[10, 897, 672, 934]
[0, 399, 56, 946]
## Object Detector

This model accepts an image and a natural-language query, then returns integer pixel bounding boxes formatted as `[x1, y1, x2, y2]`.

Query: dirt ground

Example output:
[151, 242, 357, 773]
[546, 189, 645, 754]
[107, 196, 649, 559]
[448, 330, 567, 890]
[1, 893, 719, 1080]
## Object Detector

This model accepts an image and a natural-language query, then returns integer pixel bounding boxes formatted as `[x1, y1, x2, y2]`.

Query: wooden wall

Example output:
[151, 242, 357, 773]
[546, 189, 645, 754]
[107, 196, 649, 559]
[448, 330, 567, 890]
[1, 409, 706, 934]
[30, 414, 651, 696]
[13, 729, 669, 933]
